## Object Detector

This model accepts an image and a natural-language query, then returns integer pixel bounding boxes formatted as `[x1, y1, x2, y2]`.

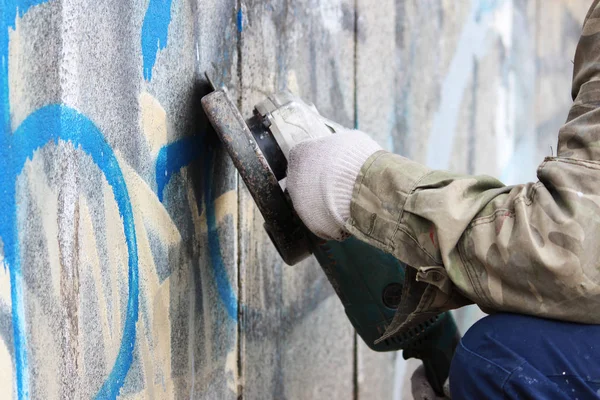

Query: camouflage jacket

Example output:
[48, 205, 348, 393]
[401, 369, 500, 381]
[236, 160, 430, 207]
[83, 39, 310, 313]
[345, 0, 600, 342]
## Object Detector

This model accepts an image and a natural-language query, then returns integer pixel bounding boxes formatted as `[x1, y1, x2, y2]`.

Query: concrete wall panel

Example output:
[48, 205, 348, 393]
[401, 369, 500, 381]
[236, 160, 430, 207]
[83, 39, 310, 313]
[238, 1, 355, 398]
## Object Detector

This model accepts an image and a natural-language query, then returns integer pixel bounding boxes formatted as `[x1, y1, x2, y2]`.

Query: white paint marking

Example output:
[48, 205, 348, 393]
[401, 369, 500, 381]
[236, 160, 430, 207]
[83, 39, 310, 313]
[426, 0, 513, 171]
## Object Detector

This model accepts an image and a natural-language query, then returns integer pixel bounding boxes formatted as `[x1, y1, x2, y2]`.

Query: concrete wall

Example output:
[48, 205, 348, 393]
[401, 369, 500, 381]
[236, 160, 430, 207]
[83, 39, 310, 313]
[0, 0, 588, 398]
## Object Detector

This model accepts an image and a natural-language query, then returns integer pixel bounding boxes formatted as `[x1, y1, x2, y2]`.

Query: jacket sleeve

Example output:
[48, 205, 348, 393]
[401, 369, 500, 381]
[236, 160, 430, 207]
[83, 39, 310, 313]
[345, 0, 600, 325]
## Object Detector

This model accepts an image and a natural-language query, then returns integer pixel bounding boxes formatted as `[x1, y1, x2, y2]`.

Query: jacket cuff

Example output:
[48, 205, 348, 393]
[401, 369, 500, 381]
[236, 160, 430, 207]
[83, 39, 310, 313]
[345, 151, 432, 252]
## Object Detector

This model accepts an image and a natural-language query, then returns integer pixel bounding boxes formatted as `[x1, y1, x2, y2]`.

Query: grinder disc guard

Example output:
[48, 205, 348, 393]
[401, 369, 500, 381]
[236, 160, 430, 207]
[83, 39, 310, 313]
[201, 89, 312, 265]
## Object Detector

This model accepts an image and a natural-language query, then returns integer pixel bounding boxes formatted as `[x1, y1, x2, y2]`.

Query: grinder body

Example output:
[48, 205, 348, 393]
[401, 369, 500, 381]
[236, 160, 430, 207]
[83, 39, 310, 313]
[202, 88, 460, 395]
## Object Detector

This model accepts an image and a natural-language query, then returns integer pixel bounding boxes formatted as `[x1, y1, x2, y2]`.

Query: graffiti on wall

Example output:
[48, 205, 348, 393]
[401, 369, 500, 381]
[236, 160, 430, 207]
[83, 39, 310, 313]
[0, 1, 240, 398]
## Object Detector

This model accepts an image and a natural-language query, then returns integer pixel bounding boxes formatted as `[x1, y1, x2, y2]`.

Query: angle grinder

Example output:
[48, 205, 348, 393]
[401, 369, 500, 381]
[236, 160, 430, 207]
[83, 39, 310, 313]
[201, 75, 460, 395]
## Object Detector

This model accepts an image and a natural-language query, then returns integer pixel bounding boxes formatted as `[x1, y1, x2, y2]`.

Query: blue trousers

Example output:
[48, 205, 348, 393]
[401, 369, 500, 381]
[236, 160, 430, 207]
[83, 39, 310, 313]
[449, 313, 600, 399]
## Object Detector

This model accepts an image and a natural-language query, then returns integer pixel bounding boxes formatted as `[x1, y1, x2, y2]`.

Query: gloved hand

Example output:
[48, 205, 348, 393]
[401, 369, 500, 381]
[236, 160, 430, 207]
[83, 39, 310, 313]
[286, 130, 383, 240]
[410, 364, 451, 400]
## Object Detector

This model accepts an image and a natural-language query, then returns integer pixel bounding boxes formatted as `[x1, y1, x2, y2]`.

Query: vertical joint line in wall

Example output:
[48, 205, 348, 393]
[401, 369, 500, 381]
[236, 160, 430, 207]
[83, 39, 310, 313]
[352, 0, 358, 129]
[236, 169, 243, 400]
[352, 1, 359, 399]
[235, 2, 244, 399]
[534, 0, 540, 120]
[467, 57, 478, 175]
[353, 330, 358, 400]
[236, 161, 243, 400]
[236, 143, 243, 400]
[236, 0, 244, 111]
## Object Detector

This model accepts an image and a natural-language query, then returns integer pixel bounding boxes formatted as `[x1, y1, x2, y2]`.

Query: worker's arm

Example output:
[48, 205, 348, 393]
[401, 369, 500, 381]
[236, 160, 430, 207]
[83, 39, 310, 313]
[287, 0, 600, 329]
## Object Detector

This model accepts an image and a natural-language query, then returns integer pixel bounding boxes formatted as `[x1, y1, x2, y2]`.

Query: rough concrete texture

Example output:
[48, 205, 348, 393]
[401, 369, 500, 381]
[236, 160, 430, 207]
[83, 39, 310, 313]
[0, 0, 586, 399]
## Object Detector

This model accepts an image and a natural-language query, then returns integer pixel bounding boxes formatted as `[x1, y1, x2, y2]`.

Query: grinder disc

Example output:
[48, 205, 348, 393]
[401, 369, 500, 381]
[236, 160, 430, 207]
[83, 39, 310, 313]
[201, 89, 312, 265]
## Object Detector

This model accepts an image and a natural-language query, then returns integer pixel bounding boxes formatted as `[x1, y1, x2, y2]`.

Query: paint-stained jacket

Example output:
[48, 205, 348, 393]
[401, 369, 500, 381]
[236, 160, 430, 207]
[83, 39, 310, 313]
[345, 0, 600, 342]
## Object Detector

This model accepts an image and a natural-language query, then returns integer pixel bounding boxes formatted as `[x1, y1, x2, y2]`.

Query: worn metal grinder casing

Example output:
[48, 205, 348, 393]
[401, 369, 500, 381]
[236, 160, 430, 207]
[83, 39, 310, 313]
[201, 83, 460, 395]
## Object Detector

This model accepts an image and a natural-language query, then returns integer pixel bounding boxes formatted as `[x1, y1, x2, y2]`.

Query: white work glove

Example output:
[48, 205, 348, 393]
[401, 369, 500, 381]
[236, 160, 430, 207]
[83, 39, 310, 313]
[286, 130, 383, 240]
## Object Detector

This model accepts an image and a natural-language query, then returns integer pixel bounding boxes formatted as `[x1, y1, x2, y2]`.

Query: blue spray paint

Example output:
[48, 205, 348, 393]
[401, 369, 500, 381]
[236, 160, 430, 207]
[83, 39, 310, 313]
[1, 0, 50, 134]
[476, 0, 501, 21]
[155, 135, 204, 202]
[141, 0, 173, 81]
[0, 106, 140, 399]
[155, 139, 237, 320]
[1, 0, 180, 396]
[203, 151, 237, 319]
[236, 8, 243, 33]
[1, 1, 48, 398]
[2, 0, 238, 395]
